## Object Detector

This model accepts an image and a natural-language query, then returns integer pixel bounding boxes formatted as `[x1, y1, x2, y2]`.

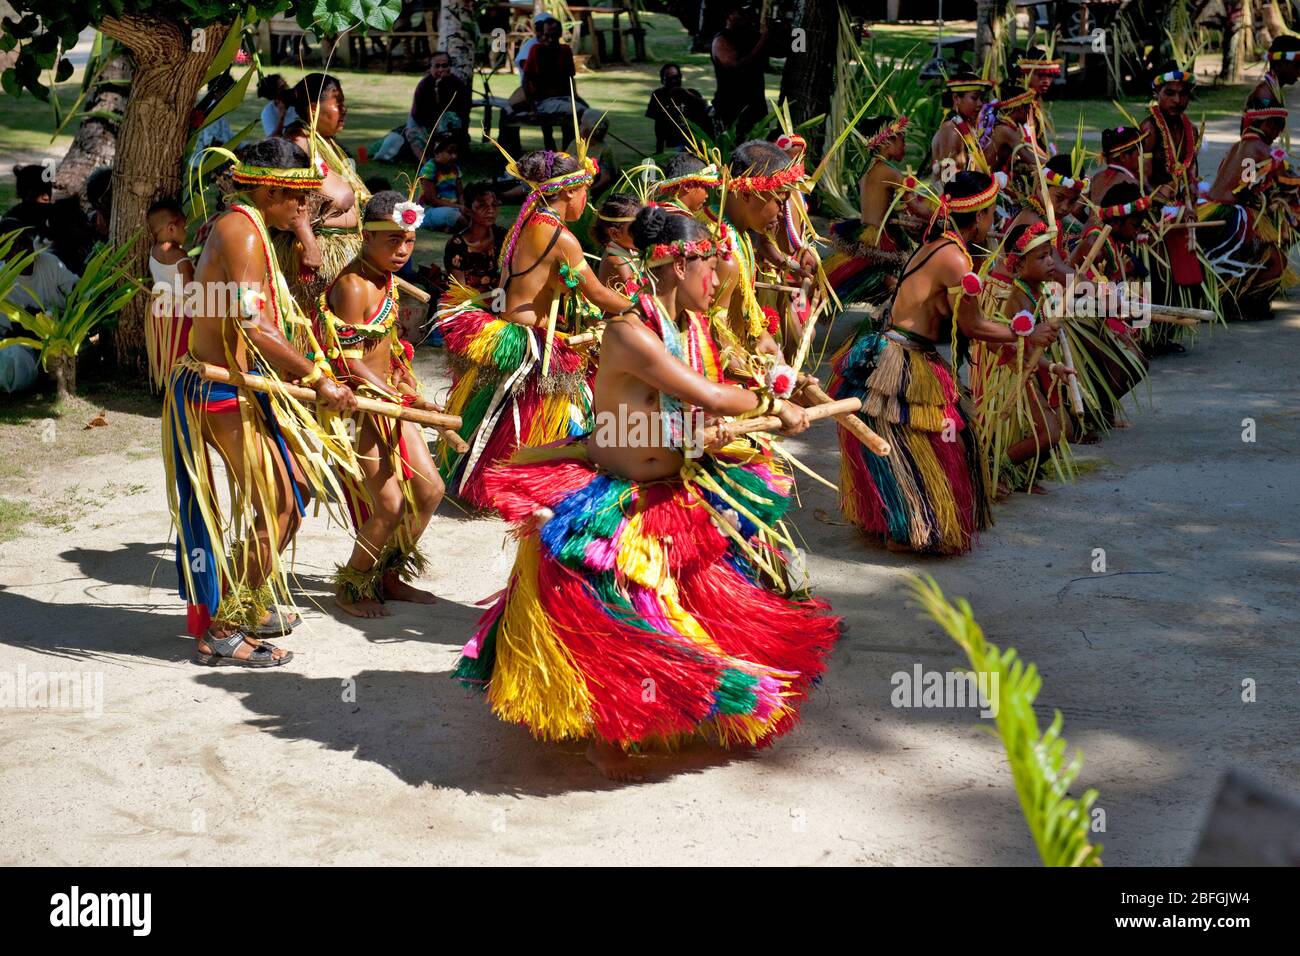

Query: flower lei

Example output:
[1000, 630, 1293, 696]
[1149, 104, 1196, 186]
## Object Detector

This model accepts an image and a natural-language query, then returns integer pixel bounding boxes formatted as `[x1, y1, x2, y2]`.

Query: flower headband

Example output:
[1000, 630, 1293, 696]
[1152, 69, 1194, 89]
[1004, 220, 1056, 269]
[230, 156, 328, 190]
[364, 200, 424, 231]
[644, 237, 722, 267]
[995, 89, 1036, 111]
[1100, 195, 1151, 219]
[1043, 168, 1089, 192]
[866, 116, 909, 153]
[1270, 50, 1300, 61]
[654, 163, 722, 193]
[729, 163, 805, 193]
[775, 133, 807, 152]
[1018, 59, 1062, 74]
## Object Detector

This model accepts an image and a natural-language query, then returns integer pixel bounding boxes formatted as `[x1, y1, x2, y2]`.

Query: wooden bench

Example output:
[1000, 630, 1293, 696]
[569, 2, 646, 69]
[349, 20, 439, 73]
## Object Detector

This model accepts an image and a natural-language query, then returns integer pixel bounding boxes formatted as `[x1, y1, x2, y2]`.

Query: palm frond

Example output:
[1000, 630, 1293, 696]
[908, 574, 1104, 867]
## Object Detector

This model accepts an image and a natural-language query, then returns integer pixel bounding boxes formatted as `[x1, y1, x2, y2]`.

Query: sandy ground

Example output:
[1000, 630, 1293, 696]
[1, 298, 1298, 866]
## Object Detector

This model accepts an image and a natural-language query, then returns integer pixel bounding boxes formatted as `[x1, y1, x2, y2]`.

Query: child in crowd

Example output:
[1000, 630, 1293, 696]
[146, 198, 195, 388]
[418, 134, 469, 232]
[593, 193, 644, 295]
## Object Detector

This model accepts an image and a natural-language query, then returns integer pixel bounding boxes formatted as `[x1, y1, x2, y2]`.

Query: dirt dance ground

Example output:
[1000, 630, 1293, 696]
[1, 304, 1297, 866]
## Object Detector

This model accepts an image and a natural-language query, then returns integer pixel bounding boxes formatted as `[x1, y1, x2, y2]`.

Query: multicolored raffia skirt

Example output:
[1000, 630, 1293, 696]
[828, 325, 991, 554]
[453, 442, 841, 749]
[435, 298, 592, 511]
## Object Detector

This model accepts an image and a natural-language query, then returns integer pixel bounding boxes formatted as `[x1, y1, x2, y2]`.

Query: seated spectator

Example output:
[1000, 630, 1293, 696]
[645, 64, 712, 152]
[257, 74, 298, 137]
[0, 221, 79, 393]
[497, 17, 587, 164]
[443, 183, 506, 295]
[513, 12, 558, 78]
[407, 53, 471, 155]
[418, 134, 469, 232]
[7, 164, 53, 238]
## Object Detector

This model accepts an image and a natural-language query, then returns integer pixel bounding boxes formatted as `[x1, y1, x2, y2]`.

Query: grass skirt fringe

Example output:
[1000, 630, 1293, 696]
[822, 220, 911, 307]
[828, 328, 991, 554]
[435, 298, 592, 510]
[453, 443, 841, 748]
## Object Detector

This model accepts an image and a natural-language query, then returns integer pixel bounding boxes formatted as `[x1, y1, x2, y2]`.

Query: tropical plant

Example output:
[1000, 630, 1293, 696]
[819, 6, 945, 220]
[908, 574, 1104, 867]
[0, 237, 146, 400]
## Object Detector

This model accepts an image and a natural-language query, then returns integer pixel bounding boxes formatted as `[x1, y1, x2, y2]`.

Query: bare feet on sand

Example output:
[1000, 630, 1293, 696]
[336, 590, 389, 619]
[382, 574, 437, 604]
[586, 740, 645, 782]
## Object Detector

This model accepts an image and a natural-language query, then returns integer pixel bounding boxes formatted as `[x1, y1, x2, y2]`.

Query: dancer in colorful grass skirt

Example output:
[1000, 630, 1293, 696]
[454, 206, 839, 779]
[435, 145, 631, 510]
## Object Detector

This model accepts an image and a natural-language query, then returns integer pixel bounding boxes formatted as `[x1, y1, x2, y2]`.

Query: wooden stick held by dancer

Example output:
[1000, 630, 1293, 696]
[197, 363, 466, 435]
[702, 397, 862, 445]
[798, 377, 891, 456]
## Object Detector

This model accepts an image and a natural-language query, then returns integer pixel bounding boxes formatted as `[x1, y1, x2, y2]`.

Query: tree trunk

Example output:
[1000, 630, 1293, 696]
[97, 16, 228, 377]
[1220, 1, 1245, 83]
[52, 354, 76, 401]
[437, 0, 477, 84]
[54, 54, 132, 201]
[779, 0, 837, 152]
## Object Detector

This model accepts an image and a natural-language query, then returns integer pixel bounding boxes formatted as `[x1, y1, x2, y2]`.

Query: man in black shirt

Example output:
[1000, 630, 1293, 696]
[645, 64, 712, 152]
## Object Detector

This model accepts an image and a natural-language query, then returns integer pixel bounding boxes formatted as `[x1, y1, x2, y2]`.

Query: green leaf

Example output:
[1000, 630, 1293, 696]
[908, 574, 1103, 867]
[202, 14, 245, 85]
[54, 56, 73, 82]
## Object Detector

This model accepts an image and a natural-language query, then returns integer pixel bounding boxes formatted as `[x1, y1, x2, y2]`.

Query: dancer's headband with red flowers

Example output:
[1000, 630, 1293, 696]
[775, 133, 807, 152]
[866, 116, 909, 153]
[1244, 106, 1288, 122]
[1004, 220, 1056, 270]
[728, 163, 805, 193]
[644, 237, 725, 268]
